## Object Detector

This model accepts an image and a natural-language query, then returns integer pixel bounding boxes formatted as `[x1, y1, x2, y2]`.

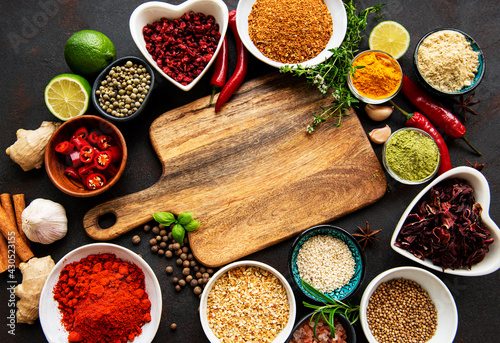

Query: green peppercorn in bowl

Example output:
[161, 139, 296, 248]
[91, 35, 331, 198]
[288, 225, 365, 302]
[382, 127, 440, 185]
[359, 266, 458, 343]
[92, 56, 155, 122]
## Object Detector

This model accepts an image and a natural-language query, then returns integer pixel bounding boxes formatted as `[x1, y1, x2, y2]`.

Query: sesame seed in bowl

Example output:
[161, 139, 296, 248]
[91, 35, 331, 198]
[288, 225, 365, 302]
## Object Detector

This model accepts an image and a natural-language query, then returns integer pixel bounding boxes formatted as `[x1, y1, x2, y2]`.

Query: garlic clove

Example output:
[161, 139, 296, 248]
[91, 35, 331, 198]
[369, 125, 392, 144]
[365, 104, 394, 121]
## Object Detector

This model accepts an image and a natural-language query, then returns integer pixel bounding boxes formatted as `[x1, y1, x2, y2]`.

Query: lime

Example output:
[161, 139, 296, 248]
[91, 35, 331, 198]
[64, 30, 116, 78]
[369, 21, 410, 59]
[44, 74, 91, 121]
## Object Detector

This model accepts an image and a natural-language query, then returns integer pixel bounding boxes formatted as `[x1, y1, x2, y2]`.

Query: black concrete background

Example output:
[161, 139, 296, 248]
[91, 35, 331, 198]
[0, 1, 498, 342]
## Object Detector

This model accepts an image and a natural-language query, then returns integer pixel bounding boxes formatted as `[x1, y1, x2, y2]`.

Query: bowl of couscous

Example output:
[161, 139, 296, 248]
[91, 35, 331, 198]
[288, 225, 365, 302]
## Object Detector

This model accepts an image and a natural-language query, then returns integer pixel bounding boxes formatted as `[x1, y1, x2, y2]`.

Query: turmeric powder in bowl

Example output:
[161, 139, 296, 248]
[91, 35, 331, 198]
[348, 50, 402, 104]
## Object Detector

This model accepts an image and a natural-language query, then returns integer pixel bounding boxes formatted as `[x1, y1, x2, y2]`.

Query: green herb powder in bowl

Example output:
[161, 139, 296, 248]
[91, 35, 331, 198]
[383, 128, 440, 184]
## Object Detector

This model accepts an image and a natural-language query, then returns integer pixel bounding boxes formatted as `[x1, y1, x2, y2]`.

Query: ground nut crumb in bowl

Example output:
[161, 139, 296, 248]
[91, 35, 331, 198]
[413, 28, 485, 96]
[288, 225, 365, 302]
[199, 260, 296, 343]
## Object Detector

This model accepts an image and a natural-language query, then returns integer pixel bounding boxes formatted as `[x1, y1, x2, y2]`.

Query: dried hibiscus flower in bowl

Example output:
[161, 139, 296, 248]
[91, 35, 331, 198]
[391, 166, 500, 276]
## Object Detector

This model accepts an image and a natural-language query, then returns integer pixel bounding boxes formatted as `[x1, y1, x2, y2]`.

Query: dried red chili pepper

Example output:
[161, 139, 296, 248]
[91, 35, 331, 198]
[215, 10, 248, 113]
[66, 150, 83, 169]
[391, 101, 452, 175]
[71, 126, 89, 140]
[84, 173, 106, 190]
[401, 74, 481, 155]
[79, 145, 95, 164]
[97, 135, 113, 150]
[87, 130, 101, 146]
[64, 166, 80, 182]
[94, 151, 112, 170]
[53, 253, 151, 343]
[209, 35, 228, 105]
[55, 141, 75, 155]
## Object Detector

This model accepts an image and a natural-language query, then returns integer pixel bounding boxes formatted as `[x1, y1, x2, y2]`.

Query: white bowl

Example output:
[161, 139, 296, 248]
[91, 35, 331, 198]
[129, 0, 229, 91]
[39, 243, 162, 343]
[236, 0, 347, 68]
[199, 260, 296, 343]
[391, 166, 500, 276]
[360, 266, 458, 343]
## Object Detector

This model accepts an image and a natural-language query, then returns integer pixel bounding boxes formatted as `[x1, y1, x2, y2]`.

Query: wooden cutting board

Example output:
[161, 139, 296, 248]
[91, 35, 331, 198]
[84, 72, 387, 267]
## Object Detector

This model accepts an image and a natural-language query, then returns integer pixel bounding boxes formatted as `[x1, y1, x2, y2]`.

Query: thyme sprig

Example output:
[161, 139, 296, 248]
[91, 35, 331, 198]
[281, 1, 384, 133]
[301, 280, 360, 341]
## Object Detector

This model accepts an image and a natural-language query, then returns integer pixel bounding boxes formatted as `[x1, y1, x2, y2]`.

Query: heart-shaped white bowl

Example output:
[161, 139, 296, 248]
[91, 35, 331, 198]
[391, 166, 500, 276]
[130, 0, 228, 91]
[236, 0, 347, 68]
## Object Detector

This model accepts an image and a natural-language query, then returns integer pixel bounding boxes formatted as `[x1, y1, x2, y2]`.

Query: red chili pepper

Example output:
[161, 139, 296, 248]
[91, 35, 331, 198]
[79, 145, 95, 164]
[209, 35, 228, 105]
[101, 162, 118, 178]
[55, 141, 75, 155]
[71, 136, 89, 151]
[97, 135, 114, 150]
[401, 74, 481, 155]
[215, 10, 248, 113]
[66, 150, 83, 169]
[88, 130, 102, 146]
[107, 146, 122, 164]
[391, 101, 452, 175]
[71, 126, 89, 141]
[94, 151, 112, 170]
[78, 163, 96, 179]
[64, 166, 81, 182]
[85, 173, 106, 190]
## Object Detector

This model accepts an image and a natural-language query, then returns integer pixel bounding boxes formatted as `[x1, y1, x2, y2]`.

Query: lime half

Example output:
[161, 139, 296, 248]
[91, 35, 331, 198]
[369, 21, 410, 59]
[44, 74, 91, 121]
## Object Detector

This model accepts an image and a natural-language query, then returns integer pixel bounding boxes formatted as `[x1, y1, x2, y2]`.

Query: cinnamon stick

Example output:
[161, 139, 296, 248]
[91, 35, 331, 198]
[12, 194, 29, 245]
[0, 205, 33, 262]
[0, 235, 9, 273]
[1, 193, 16, 228]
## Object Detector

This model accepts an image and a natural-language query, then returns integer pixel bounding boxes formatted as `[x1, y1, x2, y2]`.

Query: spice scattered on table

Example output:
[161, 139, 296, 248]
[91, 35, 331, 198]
[289, 314, 347, 343]
[248, 0, 332, 64]
[207, 265, 290, 343]
[454, 91, 480, 121]
[53, 253, 151, 343]
[142, 12, 221, 85]
[296, 235, 355, 293]
[384, 128, 440, 182]
[395, 178, 494, 270]
[350, 50, 402, 100]
[353, 221, 382, 250]
[417, 30, 479, 92]
[95, 60, 151, 118]
[367, 278, 437, 343]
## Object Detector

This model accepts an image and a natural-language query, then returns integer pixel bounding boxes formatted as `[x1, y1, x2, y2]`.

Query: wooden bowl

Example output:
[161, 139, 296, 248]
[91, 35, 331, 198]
[44, 115, 127, 197]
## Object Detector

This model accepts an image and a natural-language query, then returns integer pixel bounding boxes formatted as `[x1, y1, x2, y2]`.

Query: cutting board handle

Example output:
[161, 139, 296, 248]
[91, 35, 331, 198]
[83, 187, 165, 241]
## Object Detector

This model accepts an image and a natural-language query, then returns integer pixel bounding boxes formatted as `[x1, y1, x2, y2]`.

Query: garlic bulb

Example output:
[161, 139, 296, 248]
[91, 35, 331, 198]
[21, 198, 67, 244]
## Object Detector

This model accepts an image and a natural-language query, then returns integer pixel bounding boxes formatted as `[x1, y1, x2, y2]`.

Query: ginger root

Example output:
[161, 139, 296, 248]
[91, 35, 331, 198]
[6, 121, 60, 172]
[15, 255, 55, 324]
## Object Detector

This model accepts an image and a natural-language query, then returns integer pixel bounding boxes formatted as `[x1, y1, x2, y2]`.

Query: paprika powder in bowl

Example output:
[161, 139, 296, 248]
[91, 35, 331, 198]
[39, 243, 162, 343]
[347, 50, 403, 104]
[236, 0, 347, 68]
[391, 166, 500, 276]
[129, 0, 228, 91]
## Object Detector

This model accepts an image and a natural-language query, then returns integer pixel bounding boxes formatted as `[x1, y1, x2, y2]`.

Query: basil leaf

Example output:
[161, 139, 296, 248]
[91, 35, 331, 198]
[178, 212, 194, 225]
[153, 212, 176, 226]
[172, 224, 185, 244]
[184, 219, 200, 232]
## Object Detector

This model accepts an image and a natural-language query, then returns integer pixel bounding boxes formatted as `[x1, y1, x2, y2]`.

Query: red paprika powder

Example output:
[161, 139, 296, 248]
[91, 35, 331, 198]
[53, 253, 152, 343]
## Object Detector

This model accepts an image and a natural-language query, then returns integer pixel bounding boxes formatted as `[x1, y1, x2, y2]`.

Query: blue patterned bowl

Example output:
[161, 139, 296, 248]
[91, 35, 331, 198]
[288, 225, 365, 302]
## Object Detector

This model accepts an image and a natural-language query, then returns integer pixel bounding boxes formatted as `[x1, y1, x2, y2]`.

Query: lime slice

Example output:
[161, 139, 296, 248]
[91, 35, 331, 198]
[369, 21, 410, 59]
[44, 74, 91, 121]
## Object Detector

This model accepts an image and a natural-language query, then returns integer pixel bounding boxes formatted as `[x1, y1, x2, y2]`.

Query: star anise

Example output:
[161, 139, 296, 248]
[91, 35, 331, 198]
[454, 92, 480, 122]
[466, 159, 485, 172]
[352, 221, 382, 250]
